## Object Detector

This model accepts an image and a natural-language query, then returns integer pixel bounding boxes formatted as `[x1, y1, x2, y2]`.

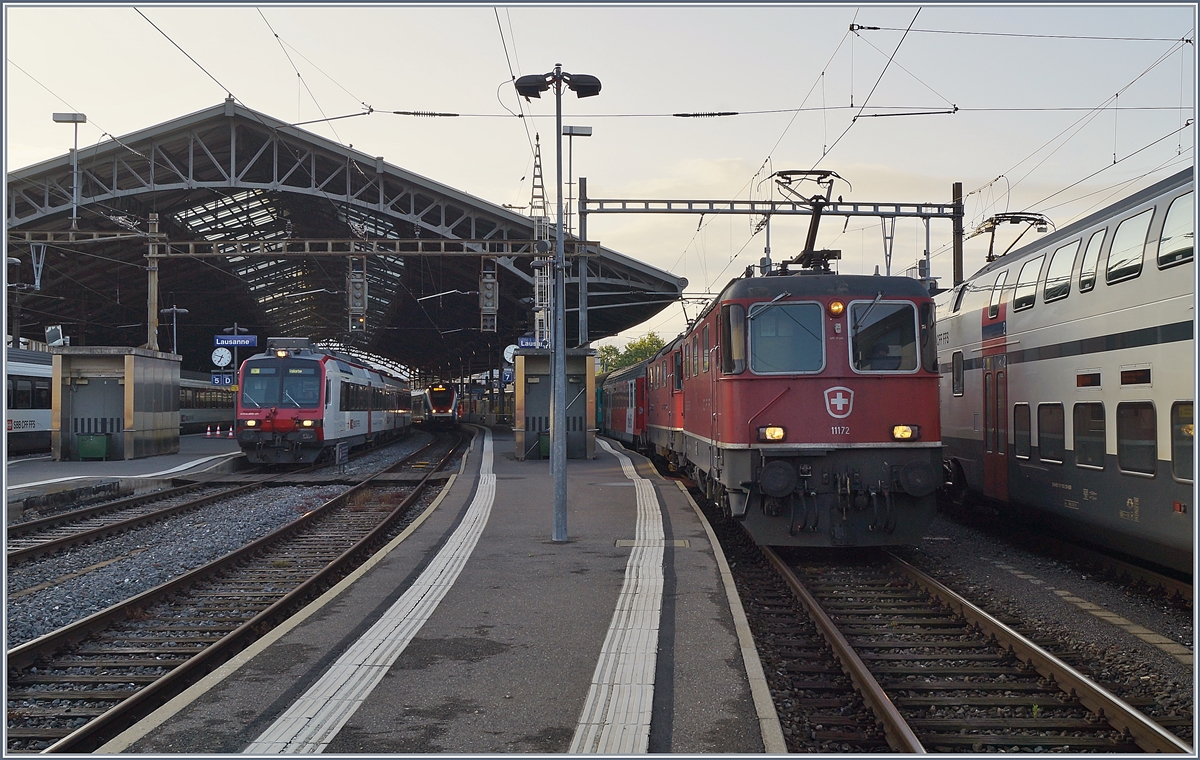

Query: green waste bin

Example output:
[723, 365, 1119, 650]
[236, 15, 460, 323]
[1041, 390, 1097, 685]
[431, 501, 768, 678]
[78, 433, 111, 461]
[538, 432, 550, 459]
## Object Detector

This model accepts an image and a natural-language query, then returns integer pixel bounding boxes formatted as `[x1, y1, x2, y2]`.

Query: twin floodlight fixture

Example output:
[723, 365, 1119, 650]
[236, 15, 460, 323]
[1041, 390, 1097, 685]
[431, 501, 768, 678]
[513, 68, 602, 100]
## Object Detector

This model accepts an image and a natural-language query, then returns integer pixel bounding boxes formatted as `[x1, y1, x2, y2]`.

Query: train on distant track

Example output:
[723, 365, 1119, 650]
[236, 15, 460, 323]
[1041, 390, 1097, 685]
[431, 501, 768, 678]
[936, 167, 1194, 574]
[426, 384, 460, 428]
[6, 350, 236, 456]
[599, 250, 943, 548]
[235, 338, 412, 464]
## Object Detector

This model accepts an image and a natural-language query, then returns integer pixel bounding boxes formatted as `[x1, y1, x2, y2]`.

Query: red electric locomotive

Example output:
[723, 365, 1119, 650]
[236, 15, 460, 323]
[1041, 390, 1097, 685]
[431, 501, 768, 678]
[604, 253, 943, 547]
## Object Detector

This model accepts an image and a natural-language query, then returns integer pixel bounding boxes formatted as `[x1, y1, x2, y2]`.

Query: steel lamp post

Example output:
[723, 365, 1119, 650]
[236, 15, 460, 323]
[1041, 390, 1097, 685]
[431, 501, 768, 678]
[515, 64, 602, 543]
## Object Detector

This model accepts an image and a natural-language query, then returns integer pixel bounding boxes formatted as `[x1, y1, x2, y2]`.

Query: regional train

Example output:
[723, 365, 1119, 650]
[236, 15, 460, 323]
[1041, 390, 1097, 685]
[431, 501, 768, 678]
[6, 350, 236, 455]
[601, 250, 943, 547]
[936, 167, 1194, 574]
[235, 338, 412, 464]
[426, 384, 460, 428]
[6, 348, 53, 455]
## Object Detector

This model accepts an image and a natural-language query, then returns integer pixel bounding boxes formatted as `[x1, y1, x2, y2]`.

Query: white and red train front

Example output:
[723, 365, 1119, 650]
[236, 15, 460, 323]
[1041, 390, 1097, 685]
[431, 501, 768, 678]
[236, 340, 410, 464]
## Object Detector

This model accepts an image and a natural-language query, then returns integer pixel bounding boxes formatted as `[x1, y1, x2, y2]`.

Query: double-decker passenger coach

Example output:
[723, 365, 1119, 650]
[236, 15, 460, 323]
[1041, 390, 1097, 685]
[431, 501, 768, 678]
[937, 168, 1193, 573]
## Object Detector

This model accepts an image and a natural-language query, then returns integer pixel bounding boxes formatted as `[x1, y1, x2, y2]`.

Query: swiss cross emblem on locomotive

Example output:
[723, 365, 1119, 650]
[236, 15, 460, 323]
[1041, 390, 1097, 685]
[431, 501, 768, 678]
[824, 386, 854, 419]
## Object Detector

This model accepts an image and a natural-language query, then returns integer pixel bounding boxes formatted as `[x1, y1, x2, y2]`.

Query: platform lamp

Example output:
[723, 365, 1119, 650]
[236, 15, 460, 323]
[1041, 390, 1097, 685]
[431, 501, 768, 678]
[52, 113, 86, 230]
[160, 305, 188, 355]
[515, 64, 602, 543]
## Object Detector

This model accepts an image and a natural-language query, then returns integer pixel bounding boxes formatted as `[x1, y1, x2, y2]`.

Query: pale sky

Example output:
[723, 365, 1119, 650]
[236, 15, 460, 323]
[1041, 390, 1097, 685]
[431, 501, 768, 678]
[5, 3, 1196, 351]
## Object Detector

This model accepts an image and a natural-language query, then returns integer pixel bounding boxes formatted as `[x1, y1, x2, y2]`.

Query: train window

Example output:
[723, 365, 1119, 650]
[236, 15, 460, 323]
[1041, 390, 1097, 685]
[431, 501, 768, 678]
[749, 302, 824, 373]
[5, 377, 12, 408]
[984, 374, 993, 453]
[1012, 255, 1045, 311]
[673, 351, 683, 391]
[1038, 404, 1065, 463]
[1078, 228, 1106, 292]
[281, 368, 321, 408]
[919, 303, 937, 373]
[326, 379, 333, 407]
[987, 270, 1008, 319]
[14, 379, 32, 409]
[33, 379, 50, 409]
[952, 351, 964, 396]
[850, 302, 917, 372]
[1014, 404, 1031, 458]
[952, 284, 967, 313]
[1117, 401, 1156, 475]
[721, 304, 746, 374]
[1105, 207, 1154, 284]
[1043, 241, 1079, 302]
[702, 325, 710, 373]
[1073, 403, 1106, 468]
[691, 335, 699, 376]
[1158, 191, 1193, 268]
[1171, 401, 1193, 482]
[683, 342, 691, 379]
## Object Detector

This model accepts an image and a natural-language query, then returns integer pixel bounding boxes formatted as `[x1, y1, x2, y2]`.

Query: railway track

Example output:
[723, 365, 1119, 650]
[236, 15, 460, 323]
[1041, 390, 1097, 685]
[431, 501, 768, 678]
[756, 546, 1193, 753]
[6, 431, 466, 754]
[7, 436, 423, 566]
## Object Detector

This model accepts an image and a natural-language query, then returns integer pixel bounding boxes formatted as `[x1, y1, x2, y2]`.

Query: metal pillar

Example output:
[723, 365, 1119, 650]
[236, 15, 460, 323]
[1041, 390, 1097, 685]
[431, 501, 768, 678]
[552, 66, 568, 542]
[578, 176, 588, 347]
[147, 213, 160, 351]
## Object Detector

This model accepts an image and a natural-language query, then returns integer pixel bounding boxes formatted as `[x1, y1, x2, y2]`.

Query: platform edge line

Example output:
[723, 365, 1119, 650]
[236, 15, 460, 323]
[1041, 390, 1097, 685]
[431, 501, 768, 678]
[676, 479, 788, 754]
[94, 433, 473, 754]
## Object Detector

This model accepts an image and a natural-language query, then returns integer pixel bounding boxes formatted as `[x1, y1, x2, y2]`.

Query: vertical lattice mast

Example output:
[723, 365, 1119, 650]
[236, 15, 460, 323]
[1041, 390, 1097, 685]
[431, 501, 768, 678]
[529, 134, 552, 349]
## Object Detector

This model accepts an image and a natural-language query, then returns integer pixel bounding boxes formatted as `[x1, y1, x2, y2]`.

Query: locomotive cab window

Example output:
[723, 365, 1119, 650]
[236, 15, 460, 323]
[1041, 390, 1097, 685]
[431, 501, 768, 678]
[673, 351, 683, 391]
[748, 301, 823, 373]
[721, 304, 746, 374]
[701, 325, 710, 373]
[850, 301, 917, 372]
[1171, 401, 1193, 482]
[1158, 191, 1194, 268]
[1106, 207, 1154, 284]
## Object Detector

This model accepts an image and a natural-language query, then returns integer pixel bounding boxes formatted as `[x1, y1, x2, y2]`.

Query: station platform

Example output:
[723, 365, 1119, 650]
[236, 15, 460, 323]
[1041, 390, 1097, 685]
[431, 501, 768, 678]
[101, 425, 785, 754]
[5, 434, 245, 521]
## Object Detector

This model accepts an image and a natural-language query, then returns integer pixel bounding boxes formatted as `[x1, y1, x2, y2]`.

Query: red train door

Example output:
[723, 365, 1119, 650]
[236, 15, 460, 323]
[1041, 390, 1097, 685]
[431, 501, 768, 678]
[983, 357, 1009, 502]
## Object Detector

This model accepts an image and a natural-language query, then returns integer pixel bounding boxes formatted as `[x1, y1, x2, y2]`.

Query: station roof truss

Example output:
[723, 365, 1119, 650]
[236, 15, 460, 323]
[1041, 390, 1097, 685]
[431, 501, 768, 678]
[7, 99, 684, 374]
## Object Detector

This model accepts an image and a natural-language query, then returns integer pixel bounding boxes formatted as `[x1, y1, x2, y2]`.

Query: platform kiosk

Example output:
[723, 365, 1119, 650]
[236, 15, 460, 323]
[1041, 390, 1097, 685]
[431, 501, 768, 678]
[513, 347, 596, 461]
[50, 346, 181, 461]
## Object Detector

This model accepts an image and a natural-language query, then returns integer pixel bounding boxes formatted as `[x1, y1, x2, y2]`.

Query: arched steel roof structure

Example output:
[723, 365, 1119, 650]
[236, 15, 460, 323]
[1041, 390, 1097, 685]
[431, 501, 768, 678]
[6, 99, 685, 375]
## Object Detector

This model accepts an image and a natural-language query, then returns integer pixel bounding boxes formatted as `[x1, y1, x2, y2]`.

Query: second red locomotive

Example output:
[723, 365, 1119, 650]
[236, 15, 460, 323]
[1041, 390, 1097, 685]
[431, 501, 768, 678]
[601, 256, 942, 547]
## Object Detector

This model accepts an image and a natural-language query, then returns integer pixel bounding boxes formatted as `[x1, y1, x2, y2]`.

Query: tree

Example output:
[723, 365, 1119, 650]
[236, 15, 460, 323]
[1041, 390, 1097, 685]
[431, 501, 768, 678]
[596, 332, 666, 373]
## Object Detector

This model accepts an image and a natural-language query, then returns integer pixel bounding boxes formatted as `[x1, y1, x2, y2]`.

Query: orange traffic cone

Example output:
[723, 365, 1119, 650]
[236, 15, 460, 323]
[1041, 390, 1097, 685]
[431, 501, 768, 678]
[205, 425, 212, 438]
[228, 425, 235, 438]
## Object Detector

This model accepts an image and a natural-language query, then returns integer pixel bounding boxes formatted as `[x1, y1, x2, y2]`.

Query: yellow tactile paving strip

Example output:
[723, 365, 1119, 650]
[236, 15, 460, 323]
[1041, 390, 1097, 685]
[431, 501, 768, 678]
[991, 561, 1193, 667]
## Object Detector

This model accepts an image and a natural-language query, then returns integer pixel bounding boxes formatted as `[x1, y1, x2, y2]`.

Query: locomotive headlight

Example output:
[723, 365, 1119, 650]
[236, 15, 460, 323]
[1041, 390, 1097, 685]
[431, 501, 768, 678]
[302, 419, 314, 427]
[828, 300, 845, 317]
[758, 426, 786, 442]
[275, 349, 288, 358]
[244, 420, 257, 427]
[892, 424, 921, 440]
